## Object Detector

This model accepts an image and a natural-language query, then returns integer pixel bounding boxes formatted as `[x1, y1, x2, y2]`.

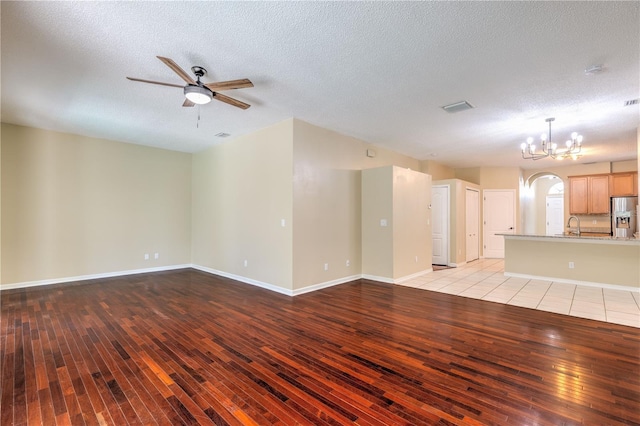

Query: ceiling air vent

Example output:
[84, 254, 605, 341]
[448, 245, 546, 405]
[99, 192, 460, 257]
[215, 132, 231, 138]
[441, 101, 474, 113]
[624, 99, 639, 107]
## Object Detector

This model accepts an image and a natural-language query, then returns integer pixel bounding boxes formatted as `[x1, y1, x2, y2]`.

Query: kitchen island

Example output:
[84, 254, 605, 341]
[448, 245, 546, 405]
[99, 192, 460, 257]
[501, 234, 640, 290]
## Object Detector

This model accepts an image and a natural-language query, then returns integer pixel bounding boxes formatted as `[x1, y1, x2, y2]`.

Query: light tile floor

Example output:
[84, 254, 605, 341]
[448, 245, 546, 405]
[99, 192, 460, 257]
[398, 258, 640, 328]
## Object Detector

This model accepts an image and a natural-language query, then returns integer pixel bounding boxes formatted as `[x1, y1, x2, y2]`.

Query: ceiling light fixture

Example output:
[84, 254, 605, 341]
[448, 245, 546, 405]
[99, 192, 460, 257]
[520, 118, 584, 161]
[184, 66, 213, 105]
[184, 85, 212, 105]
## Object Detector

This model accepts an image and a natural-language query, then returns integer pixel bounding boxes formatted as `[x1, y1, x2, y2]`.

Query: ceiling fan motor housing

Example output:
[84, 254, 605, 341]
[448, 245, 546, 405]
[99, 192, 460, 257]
[191, 66, 207, 80]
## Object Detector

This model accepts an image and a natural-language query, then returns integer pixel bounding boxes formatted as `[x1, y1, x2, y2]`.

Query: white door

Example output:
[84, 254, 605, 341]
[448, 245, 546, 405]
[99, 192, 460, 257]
[431, 186, 449, 265]
[546, 196, 564, 235]
[466, 188, 479, 262]
[483, 190, 516, 258]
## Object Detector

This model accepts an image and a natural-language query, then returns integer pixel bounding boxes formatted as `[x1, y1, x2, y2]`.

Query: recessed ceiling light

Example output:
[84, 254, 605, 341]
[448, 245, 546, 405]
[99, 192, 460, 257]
[215, 132, 230, 138]
[441, 101, 474, 113]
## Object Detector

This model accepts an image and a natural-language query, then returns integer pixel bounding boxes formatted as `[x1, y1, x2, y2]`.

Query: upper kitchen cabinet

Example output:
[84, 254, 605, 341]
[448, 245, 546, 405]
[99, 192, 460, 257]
[569, 174, 609, 214]
[609, 172, 638, 197]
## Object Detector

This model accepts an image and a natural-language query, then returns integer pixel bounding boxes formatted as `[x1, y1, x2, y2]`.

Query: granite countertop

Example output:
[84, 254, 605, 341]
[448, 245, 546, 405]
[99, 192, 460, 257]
[499, 233, 640, 245]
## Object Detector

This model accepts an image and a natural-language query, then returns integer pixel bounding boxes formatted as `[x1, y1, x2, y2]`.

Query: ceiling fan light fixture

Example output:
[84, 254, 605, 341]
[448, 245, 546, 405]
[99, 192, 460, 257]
[184, 85, 212, 105]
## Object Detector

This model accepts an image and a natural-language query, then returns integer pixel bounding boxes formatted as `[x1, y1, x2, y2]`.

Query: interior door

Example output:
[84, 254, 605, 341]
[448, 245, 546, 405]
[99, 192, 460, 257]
[431, 185, 449, 266]
[546, 196, 564, 235]
[466, 188, 479, 262]
[483, 190, 515, 258]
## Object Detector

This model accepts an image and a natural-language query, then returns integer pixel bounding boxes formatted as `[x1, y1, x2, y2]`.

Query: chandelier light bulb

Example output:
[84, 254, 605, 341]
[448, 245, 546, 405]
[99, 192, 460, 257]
[520, 117, 585, 161]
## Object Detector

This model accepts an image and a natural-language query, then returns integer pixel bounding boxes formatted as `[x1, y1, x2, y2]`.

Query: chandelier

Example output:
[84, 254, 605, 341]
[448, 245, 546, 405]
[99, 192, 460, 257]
[520, 117, 583, 160]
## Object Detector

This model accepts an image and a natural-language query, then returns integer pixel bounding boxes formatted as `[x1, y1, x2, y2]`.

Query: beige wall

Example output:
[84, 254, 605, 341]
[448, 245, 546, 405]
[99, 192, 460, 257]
[1, 123, 192, 285]
[392, 167, 432, 278]
[292, 120, 419, 289]
[611, 159, 638, 173]
[191, 119, 294, 290]
[421, 160, 455, 180]
[362, 166, 431, 280]
[361, 167, 394, 279]
[505, 238, 640, 289]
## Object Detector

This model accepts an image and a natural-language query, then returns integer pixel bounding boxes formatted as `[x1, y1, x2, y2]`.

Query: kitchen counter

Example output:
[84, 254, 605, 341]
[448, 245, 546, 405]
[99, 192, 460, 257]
[500, 234, 640, 289]
[499, 233, 640, 245]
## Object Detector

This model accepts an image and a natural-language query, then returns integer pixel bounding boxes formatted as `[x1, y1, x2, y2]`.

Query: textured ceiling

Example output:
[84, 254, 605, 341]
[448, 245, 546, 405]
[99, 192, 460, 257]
[1, 1, 638, 170]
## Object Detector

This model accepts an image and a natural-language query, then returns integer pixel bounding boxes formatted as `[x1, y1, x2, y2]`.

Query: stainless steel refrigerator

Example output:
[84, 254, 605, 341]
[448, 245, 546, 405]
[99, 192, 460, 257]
[611, 196, 638, 238]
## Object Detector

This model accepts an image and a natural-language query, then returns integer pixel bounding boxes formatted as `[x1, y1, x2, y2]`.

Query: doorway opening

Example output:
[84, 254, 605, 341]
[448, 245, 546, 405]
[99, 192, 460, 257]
[522, 173, 564, 235]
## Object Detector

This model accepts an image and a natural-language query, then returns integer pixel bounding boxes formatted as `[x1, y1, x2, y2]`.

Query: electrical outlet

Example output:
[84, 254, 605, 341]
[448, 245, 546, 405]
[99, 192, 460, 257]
[569, 261, 575, 269]
[346, 260, 350, 267]
[154, 253, 159, 260]
[244, 259, 248, 267]
[415, 256, 418, 263]
[324, 263, 329, 271]
[144, 253, 149, 260]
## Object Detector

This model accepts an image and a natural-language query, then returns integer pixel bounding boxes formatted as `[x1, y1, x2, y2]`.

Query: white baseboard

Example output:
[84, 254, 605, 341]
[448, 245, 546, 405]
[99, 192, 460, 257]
[292, 275, 361, 296]
[504, 272, 640, 293]
[0, 264, 192, 291]
[192, 265, 361, 297]
[190, 265, 294, 296]
[362, 269, 433, 285]
[394, 269, 433, 284]
[361, 274, 395, 284]
[2, 264, 446, 297]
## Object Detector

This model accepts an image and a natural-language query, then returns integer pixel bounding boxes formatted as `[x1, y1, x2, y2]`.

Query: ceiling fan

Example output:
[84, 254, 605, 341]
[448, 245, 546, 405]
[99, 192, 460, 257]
[127, 56, 253, 109]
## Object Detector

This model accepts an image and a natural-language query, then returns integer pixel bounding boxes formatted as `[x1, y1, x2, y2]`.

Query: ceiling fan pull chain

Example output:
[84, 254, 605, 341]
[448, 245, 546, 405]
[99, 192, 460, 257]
[197, 105, 201, 128]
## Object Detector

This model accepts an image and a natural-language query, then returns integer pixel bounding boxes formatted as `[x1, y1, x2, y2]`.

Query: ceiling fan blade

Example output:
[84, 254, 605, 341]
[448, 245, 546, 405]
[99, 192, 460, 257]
[204, 79, 254, 91]
[212, 92, 251, 110]
[182, 99, 195, 107]
[156, 56, 196, 85]
[126, 77, 184, 88]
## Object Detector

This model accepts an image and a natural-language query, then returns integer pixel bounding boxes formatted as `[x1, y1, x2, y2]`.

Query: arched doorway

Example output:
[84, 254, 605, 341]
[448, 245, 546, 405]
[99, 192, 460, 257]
[522, 173, 564, 235]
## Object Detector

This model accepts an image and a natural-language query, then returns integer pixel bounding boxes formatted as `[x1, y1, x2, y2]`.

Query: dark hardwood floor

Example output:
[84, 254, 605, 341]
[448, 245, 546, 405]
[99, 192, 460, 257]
[1, 269, 639, 425]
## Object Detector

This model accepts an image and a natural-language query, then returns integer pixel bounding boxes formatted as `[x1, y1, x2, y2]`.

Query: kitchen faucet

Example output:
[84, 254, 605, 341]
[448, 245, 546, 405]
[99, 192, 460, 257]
[567, 215, 581, 236]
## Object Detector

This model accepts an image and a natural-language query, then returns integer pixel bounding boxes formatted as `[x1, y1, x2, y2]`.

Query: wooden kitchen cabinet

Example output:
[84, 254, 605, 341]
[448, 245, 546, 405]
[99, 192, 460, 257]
[569, 176, 588, 214]
[569, 174, 610, 214]
[609, 172, 638, 196]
